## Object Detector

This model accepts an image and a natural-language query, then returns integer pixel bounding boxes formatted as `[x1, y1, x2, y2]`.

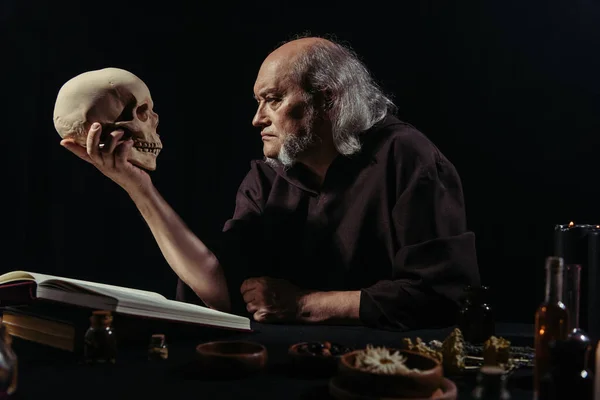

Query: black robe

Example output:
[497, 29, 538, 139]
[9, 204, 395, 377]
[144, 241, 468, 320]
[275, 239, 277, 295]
[177, 114, 480, 330]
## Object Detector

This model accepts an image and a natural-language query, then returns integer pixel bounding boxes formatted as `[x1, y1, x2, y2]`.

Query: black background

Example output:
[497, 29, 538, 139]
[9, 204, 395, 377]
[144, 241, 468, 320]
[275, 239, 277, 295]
[2, 0, 599, 324]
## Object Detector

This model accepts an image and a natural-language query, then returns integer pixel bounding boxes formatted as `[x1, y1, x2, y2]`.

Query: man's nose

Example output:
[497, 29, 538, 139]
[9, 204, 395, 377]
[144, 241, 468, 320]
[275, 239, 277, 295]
[252, 106, 269, 128]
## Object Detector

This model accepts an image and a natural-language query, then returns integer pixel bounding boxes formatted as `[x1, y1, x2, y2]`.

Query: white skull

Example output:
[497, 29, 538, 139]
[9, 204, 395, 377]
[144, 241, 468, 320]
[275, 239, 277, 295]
[53, 67, 162, 171]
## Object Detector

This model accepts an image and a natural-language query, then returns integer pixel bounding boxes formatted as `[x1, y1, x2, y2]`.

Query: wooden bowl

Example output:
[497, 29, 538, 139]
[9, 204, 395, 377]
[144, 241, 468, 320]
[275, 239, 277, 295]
[329, 376, 457, 400]
[195, 340, 267, 378]
[337, 349, 443, 398]
[288, 341, 354, 377]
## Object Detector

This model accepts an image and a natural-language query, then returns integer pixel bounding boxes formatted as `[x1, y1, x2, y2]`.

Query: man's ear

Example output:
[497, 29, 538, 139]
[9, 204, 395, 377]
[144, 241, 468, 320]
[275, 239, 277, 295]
[312, 90, 334, 122]
[314, 90, 334, 111]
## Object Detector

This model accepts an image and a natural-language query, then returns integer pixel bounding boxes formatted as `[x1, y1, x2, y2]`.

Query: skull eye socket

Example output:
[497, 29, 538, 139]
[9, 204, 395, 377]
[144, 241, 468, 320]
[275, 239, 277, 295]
[116, 98, 136, 122]
[115, 100, 150, 123]
[136, 103, 150, 122]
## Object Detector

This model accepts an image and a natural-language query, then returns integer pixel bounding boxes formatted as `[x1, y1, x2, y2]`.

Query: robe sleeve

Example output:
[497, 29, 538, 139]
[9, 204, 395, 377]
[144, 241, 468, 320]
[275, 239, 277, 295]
[359, 155, 480, 330]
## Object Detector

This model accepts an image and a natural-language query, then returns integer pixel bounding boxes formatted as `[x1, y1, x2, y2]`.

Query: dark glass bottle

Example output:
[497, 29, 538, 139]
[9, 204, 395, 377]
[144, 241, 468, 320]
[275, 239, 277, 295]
[0, 323, 18, 397]
[534, 257, 569, 399]
[538, 339, 593, 400]
[564, 263, 594, 379]
[594, 340, 599, 400]
[564, 264, 593, 345]
[457, 285, 495, 344]
[471, 365, 511, 399]
[148, 334, 168, 361]
[84, 310, 117, 364]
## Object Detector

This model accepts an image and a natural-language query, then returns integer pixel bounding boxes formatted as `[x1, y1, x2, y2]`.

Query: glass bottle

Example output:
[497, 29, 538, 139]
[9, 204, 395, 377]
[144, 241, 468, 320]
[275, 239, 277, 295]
[542, 339, 593, 400]
[0, 323, 18, 397]
[471, 365, 511, 399]
[594, 340, 599, 400]
[564, 264, 593, 356]
[147, 334, 168, 361]
[564, 265, 590, 338]
[534, 256, 569, 399]
[457, 285, 495, 344]
[83, 310, 117, 364]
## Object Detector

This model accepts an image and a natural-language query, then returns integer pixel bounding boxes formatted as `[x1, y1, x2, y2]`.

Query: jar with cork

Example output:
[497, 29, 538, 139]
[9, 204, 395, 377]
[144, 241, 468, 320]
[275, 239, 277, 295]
[83, 310, 117, 364]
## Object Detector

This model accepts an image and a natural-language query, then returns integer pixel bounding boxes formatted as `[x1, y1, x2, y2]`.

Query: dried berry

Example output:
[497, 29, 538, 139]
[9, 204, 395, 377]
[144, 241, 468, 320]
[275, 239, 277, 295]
[330, 343, 353, 355]
[308, 342, 325, 354]
[298, 341, 353, 356]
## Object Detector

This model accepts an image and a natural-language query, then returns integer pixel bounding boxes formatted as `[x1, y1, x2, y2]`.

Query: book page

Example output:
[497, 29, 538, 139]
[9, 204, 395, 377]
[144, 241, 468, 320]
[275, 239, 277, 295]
[0, 271, 35, 284]
[1, 270, 251, 331]
[0, 270, 165, 301]
[115, 304, 251, 331]
[35, 273, 166, 301]
[116, 296, 246, 321]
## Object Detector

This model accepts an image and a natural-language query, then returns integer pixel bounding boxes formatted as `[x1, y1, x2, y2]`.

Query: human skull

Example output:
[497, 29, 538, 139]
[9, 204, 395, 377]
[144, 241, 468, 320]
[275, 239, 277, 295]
[53, 67, 162, 171]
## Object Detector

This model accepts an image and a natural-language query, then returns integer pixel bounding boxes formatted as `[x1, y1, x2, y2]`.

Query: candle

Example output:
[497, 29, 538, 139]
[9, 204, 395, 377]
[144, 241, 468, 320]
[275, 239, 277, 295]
[554, 222, 597, 264]
[554, 223, 600, 342]
[589, 231, 600, 342]
[595, 340, 600, 400]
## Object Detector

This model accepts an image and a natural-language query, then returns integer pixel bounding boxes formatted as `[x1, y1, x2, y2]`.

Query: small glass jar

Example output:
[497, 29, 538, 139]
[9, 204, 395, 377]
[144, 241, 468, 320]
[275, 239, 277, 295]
[471, 365, 511, 399]
[457, 285, 495, 344]
[148, 334, 168, 361]
[0, 323, 18, 396]
[84, 310, 117, 364]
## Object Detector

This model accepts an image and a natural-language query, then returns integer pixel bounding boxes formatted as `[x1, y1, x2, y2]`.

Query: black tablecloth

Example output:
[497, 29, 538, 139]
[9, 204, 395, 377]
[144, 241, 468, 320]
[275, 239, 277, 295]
[8, 322, 535, 399]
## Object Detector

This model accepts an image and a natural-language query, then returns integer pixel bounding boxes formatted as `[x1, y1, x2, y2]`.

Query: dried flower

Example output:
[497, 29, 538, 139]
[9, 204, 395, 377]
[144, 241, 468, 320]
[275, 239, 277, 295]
[354, 344, 419, 375]
[441, 328, 466, 374]
[401, 337, 443, 362]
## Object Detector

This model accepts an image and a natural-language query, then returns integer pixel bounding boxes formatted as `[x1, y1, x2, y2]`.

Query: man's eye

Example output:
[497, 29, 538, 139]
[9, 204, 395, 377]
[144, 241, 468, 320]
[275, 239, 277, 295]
[266, 97, 280, 103]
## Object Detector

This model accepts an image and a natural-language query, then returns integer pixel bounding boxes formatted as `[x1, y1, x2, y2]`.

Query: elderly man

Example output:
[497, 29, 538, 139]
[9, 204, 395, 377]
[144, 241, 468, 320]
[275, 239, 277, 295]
[61, 36, 480, 330]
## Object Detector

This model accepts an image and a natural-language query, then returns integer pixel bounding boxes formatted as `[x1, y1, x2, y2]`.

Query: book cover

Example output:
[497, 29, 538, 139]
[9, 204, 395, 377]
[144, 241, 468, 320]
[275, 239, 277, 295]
[1, 301, 249, 353]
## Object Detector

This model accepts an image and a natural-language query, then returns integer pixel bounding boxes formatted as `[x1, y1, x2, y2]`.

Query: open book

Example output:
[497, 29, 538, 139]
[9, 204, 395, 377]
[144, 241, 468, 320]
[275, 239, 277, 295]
[0, 270, 251, 332]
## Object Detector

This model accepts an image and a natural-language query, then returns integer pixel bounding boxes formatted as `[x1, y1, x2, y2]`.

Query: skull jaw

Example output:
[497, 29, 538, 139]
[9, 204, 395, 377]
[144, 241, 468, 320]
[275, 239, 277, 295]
[66, 132, 160, 171]
[129, 148, 159, 171]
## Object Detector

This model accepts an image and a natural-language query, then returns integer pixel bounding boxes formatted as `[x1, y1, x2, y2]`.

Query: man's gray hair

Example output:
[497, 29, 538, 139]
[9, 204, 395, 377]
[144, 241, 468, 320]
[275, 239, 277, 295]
[286, 36, 397, 156]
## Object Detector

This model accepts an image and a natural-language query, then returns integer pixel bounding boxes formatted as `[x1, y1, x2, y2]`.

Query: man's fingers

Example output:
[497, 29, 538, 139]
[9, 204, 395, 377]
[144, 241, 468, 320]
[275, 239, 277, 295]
[60, 139, 93, 164]
[115, 138, 133, 165]
[105, 130, 125, 154]
[253, 310, 267, 322]
[86, 123, 103, 160]
[253, 310, 282, 323]
[242, 290, 255, 304]
[240, 278, 259, 295]
[246, 302, 258, 313]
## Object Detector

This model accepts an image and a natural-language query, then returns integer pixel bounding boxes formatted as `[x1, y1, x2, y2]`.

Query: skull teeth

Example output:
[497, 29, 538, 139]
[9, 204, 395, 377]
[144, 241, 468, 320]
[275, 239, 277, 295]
[136, 148, 161, 155]
[133, 141, 162, 155]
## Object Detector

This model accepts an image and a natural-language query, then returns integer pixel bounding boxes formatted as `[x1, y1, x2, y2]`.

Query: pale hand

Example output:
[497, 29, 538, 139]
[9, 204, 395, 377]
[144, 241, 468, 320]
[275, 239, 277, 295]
[60, 123, 151, 194]
[241, 277, 309, 323]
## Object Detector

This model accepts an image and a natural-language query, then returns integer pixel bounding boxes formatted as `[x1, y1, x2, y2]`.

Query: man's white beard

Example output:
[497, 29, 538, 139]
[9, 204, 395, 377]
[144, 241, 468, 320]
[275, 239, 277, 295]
[265, 109, 318, 169]
[265, 131, 318, 169]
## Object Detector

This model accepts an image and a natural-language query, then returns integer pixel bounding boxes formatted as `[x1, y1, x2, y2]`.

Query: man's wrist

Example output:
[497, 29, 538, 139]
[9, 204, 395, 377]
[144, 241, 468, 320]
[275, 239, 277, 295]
[297, 290, 361, 323]
[125, 179, 154, 200]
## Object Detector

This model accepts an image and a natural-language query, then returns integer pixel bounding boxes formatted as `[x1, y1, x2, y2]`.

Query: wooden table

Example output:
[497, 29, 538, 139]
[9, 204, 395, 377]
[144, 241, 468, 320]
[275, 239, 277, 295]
[8, 322, 535, 399]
